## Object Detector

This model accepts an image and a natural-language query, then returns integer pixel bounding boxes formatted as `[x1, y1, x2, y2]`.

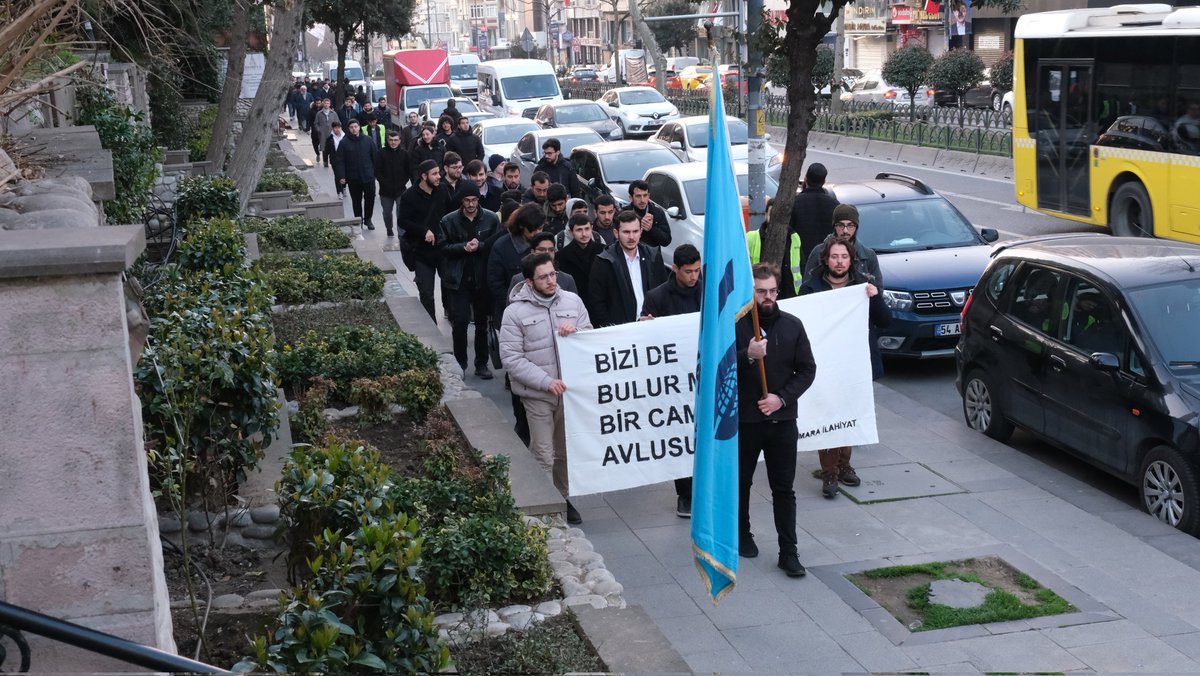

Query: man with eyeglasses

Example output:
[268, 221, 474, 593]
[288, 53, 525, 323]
[803, 204, 884, 289]
[736, 263, 817, 578]
[499, 251, 592, 525]
[438, 182, 500, 379]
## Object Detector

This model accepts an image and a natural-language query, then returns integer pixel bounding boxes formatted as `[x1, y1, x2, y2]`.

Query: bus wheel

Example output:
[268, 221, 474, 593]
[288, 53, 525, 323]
[1111, 182, 1154, 238]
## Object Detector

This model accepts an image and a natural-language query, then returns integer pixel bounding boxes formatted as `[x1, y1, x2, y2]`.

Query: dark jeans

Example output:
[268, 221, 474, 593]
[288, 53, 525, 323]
[379, 195, 400, 233]
[347, 180, 375, 222]
[414, 256, 438, 321]
[738, 421, 799, 556]
[675, 477, 692, 498]
[449, 285, 490, 369]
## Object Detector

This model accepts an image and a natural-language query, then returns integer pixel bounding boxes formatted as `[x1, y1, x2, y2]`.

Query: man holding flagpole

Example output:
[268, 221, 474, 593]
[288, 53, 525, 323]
[690, 62, 755, 604]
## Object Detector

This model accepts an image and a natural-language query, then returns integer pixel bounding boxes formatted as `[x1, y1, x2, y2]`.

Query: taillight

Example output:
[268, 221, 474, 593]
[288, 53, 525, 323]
[883, 90, 897, 99]
[571, 77, 578, 83]
[927, 88, 935, 97]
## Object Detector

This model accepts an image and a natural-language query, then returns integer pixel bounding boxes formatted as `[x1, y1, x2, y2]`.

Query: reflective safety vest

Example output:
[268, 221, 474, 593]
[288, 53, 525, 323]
[746, 229, 803, 294]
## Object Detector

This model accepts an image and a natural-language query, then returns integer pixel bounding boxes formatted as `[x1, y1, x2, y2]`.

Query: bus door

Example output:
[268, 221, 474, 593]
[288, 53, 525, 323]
[1035, 62, 1094, 217]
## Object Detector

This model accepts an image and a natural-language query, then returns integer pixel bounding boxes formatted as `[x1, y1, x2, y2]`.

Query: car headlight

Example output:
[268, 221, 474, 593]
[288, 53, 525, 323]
[882, 290, 913, 312]
[769, 153, 783, 166]
[609, 127, 623, 139]
[668, 106, 679, 116]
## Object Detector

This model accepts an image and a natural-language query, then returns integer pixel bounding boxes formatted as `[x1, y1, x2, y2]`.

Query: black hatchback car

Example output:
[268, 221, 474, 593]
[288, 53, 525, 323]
[956, 234, 1200, 534]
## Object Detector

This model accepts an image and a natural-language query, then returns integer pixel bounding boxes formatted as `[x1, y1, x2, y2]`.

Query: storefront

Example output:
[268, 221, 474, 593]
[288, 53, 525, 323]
[844, 0, 889, 71]
[889, 2, 947, 57]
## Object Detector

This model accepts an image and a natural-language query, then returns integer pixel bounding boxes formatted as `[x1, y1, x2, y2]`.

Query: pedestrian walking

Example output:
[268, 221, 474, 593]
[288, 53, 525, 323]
[399, 160, 448, 320]
[439, 182, 500, 378]
[374, 130, 410, 237]
[324, 121, 346, 198]
[587, 209, 666, 327]
[333, 120, 379, 229]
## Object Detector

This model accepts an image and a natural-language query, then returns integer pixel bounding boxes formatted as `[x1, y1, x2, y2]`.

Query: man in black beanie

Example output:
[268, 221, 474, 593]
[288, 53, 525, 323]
[399, 159, 448, 319]
[790, 163, 839, 266]
[803, 203, 883, 289]
[438, 181, 500, 378]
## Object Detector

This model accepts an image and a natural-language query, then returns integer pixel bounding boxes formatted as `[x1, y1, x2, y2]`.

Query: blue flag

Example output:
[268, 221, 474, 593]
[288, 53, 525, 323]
[690, 79, 753, 604]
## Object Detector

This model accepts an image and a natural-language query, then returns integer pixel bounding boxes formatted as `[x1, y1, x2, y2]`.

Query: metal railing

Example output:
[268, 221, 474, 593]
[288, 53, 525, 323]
[813, 112, 1012, 156]
[0, 600, 228, 674]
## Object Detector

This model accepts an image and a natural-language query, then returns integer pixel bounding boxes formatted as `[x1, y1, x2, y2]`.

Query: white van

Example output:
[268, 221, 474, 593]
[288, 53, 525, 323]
[323, 59, 367, 92]
[665, 56, 699, 72]
[448, 53, 481, 97]
[477, 59, 563, 118]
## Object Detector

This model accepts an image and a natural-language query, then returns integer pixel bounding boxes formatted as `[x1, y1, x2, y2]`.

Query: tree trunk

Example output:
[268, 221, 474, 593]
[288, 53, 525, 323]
[627, 0, 666, 94]
[760, 3, 834, 266]
[227, 0, 305, 212]
[333, 34, 349, 109]
[207, 0, 251, 166]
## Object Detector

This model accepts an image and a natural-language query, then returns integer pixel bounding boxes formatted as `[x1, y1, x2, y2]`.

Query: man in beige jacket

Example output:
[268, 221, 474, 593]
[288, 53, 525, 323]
[499, 252, 592, 525]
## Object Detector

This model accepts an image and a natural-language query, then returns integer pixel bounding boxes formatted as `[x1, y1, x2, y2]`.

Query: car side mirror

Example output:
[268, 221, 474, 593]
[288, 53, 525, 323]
[763, 132, 771, 142]
[979, 228, 999, 243]
[1090, 352, 1121, 372]
[586, 177, 596, 186]
[667, 206, 684, 219]
[669, 140, 682, 149]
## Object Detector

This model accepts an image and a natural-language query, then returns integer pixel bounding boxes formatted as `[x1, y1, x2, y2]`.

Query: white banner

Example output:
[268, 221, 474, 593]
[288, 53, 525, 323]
[557, 285, 878, 496]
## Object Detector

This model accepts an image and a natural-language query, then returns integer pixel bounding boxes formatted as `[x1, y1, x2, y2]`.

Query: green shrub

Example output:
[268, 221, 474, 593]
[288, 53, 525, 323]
[348, 375, 403, 424]
[256, 168, 311, 202]
[453, 615, 604, 675]
[175, 217, 246, 274]
[136, 263, 279, 508]
[176, 174, 240, 226]
[291, 376, 335, 443]
[188, 105, 219, 163]
[396, 368, 443, 422]
[76, 82, 160, 224]
[990, 51, 1014, 93]
[258, 254, 385, 305]
[148, 65, 189, 151]
[276, 325, 438, 396]
[242, 215, 351, 253]
[272, 301, 396, 347]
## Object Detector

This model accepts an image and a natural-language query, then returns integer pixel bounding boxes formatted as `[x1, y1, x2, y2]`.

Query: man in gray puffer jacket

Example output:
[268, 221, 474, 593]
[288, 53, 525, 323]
[499, 251, 592, 525]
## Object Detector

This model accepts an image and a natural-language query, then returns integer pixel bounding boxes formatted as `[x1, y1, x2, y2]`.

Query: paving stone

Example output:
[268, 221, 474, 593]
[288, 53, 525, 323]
[497, 604, 530, 619]
[584, 568, 614, 585]
[434, 612, 463, 627]
[250, 504, 280, 523]
[841, 462, 965, 503]
[211, 594, 244, 609]
[534, 601, 561, 616]
[485, 621, 510, 637]
[506, 611, 535, 631]
[929, 578, 990, 609]
[563, 594, 608, 609]
[565, 539, 594, 554]
[1068, 636, 1196, 672]
[591, 580, 623, 596]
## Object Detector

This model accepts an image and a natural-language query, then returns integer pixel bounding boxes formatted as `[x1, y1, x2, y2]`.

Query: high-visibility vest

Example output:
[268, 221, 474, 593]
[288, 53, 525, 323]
[746, 229, 803, 294]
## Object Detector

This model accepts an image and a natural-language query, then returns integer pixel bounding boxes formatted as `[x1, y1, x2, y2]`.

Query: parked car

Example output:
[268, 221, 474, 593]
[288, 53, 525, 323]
[824, 173, 999, 357]
[472, 117, 541, 162]
[533, 100, 623, 140]
[571, 140, 683, 207]
[840, 70, 934, 107]
[565, 67, 599, 84]
[649, 116, 783, 181]
[596, 86, 680, 138]
[955, 234, 1200, 534]
[934, 79, 1008, 110]
[509, 126, 606, 186]
[647, 69, 682, 90]
[677, 65, 714, 90]
[642, 162, 779, 266]
[1002, 90, 1014, 116]
[418, 96, 480, 123]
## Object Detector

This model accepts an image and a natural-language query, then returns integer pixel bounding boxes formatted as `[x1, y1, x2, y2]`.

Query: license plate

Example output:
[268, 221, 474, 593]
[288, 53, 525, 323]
[936, 322, 961, 337]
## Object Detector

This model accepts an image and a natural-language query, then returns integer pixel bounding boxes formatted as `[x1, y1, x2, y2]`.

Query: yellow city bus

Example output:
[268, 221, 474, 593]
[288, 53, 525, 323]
[1012, 4, 1200, 241]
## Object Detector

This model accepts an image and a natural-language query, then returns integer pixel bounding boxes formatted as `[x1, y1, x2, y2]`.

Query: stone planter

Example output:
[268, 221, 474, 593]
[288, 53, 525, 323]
[249, 190, 293, 212]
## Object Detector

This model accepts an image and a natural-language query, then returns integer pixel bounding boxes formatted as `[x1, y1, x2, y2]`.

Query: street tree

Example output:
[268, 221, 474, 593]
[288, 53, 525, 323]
[754, 0, 1020, 267]
[990, 51, 1014, 92]
[206, 0, 251, 165]
[926, 47, 986, 124]
[305, 0, 416, 108]
[766, 43, 832, 93]
[647, 0, 699, 55]
[881, 46, 933, 121]
[628, 0, 669, 94]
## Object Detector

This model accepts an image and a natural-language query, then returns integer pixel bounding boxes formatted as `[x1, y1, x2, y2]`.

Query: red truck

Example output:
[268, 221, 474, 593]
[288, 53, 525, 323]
[383, 49, 453, 127]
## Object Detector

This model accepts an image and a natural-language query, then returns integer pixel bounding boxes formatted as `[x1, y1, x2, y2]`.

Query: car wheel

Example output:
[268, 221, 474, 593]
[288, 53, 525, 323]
[961, 370, 1014, 442]
[1141, 446, 1200, 534]
[991, 92, 1002, 112]
[1110, 182, 1154, 238]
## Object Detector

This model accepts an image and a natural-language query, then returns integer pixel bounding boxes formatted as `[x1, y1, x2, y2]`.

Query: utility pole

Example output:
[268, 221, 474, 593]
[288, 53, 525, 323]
[832, 11, 845, 115]
[427, 0, 435, 48]
[745, 0, 765, 230]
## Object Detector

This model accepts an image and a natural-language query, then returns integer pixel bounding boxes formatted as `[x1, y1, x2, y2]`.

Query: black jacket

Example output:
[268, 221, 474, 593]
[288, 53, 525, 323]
[446, 129, 485, 166]
[440, 105, 463, 125]
[437, 207, 501, 291]
[410, 140, 444, 182]
[736, 309, 817, 423]
[534, 156, 581, 197]
[478, 183, 503, 213]
[521, 188, 545, 205]
[587, 242, 666, 327]
[487, 232, 531, 320]
[631, 201, 672, 248]
[374, 144, 410, 198]
[337, 105, 358, 129]
[398, 184, 448, 262]
[790, 186, 840, 265]
[591, 220, 616, 247]
[375, 107, 392, 129]
[641, 273, 702, 318]
[333, 132, 377, 183]
[400, 123, 423, 150]
[804, 234, 884, 290]
[556, 238, 605, 316]
[324, 134, 346, 185]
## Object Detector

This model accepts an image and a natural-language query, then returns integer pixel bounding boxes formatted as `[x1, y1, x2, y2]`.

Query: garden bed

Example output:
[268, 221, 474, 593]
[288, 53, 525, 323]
[450, 614, 604, 675]
[240, 215, 349, 253]
[259, 253, 385, 305]
[271, 299, 396, 347]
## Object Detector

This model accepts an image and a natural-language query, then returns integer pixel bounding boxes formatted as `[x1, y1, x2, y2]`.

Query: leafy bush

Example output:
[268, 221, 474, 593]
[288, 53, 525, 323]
[291, 376, 335, 443]
[882, 46, 934, 120]
[276, 325, 438, 396]
[272, 301, 396, 347]
[148, 65, 189, 151]
[175, 217, 246, 274]
[396, 368, 443, 422]
[990, 51, 1014, 93]
[188, 105, 219, 163]
[241, 215, 351, 253]
[926, 48, 986, 106]
[348, 375, 403, 424]
[452, 615, 604, 675]
[256, 168, 311, 202]
[75, 82, 160, 224]
[176, 174, 240, 226]
[259, 254, 384, 305]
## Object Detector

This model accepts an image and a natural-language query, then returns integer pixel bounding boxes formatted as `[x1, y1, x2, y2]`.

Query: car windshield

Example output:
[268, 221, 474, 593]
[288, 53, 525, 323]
[687, 119, 748, 147]
[557, 104, 609, 123]
[684, 174, 779, 215]
[450, 64, 476, 80]
[619, 89, 666, 105]
[484, 122, 537, 144]
[1126, 278, 1200, 371]
[548, 132, 603, 157]
[853, 199, 980, 253]
[341, 67, 364, 81]
[404, 86, 452, 107]
[598, 148, 680, 183]
[431, 99, 479, 113]
[501, 74, 559, 99]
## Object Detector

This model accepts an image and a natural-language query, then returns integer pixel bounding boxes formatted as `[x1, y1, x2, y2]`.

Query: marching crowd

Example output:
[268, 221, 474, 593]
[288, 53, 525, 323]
[287, 85, 892, 579]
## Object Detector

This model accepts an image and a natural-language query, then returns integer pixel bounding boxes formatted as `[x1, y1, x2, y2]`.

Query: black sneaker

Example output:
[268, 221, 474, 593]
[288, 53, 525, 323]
[739, 532, 758, 558]
[475, 365, 494, 380]
[386, 228, 394, 237]
[566, 502, 582, 525]
[676, 496, 691, 518]
[839, 466, 861, 487]
[364, 220, 375, 230]
[822, 475, 839, 499]
[778, 553, 806, 578]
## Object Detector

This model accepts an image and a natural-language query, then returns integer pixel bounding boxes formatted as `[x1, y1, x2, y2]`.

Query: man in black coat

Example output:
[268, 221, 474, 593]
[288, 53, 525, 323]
[374, 130, 410, 237]
[399, 160, 448, 320]
[556, 214, 605, 316]
[337, 97, 358, 129]
[533, 138, 581, 197]
[789, 163, 839, 266]
[446, 115, 485, 166]
[374, 95, 392, 129]
[440, 98, 463, 125]
[400, 111, 423, 148]
[409, 126, 444, 182]
[587, 210, 666, 327]
[465, 160, 502, 213]
[437, 182, 501, 379]
[640, 243, 703, 518]
[627, 179, 672, 248]
[736, 263, 817, 578]
[333, 120, 378, 228]
[323, 121, 346, 197]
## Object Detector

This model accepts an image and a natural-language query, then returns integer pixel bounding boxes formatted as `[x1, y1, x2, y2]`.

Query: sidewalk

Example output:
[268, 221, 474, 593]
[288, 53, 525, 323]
[284, 134, 1200, 673]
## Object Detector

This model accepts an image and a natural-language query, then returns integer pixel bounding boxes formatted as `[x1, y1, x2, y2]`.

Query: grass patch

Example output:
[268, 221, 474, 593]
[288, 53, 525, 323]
[451, 614, 604, 675]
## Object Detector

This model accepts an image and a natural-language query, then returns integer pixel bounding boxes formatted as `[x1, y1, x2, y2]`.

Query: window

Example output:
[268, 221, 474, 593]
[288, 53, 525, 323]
[1060, 278, 1124, 358]
[517, 133, 534, 155]
[1008, 266, 1064, 335]
[556, 103, 608, 123]
[573, 152, 599, 183]
[984, 261, 1016, 302]
[1126, 277, 1200, 374]
[618, 89, 666, 105]
[598, 148, 681, 184]
[646, 174, 683, 214]
[686, 119, 748, 147]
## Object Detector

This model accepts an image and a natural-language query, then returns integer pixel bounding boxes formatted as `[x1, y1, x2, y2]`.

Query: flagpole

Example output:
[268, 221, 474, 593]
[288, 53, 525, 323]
[749, 302, 769, 399]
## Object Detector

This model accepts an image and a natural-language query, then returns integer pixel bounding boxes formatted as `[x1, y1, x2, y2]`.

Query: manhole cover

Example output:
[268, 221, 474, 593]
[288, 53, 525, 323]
[841, 462, 964, 503]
